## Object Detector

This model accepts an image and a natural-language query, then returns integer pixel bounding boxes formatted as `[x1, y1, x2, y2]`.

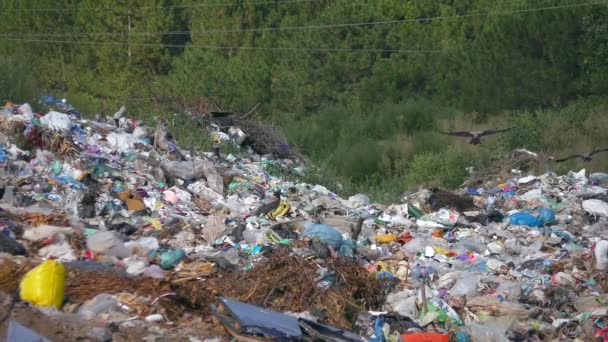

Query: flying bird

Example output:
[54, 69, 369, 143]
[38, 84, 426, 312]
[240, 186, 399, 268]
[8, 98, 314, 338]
[440, 128, 512, 145]
[554, 147, 608, 163]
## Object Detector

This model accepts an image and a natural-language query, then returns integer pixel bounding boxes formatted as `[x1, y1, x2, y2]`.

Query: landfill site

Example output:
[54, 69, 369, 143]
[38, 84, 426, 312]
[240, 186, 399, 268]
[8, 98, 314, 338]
[1, 99, 608, 342]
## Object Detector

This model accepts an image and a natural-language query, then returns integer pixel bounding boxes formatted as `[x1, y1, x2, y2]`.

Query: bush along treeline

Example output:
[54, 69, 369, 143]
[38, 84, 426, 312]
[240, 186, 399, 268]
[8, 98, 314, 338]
[1, 0, 608, 201]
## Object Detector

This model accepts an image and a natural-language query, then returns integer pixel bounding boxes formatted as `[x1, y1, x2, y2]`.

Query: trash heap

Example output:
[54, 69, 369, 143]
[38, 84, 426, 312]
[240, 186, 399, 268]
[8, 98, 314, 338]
[0, 100, 608, 341]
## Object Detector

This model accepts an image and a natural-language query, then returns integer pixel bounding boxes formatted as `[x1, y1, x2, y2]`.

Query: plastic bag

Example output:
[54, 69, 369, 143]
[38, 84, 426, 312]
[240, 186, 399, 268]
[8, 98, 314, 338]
[17, 103, 34, 120]
[20, 259, 65, 308]
[77, 293, 119, 320]
[595, 240, 608, 270]
[303, 224, 342, 249]
[418, 209, 459, 228]
[468, 321, 509, 342]
[40, 111, 72, 131]
[582, 199, 608, 218]
[228, 127, 247, 145]
[86, 231, 130, 258]
[348, 194, 370, 208]
[0, 231, 26, 255]
[537, 208, 556, 226]
[450, 273, 481, 297]
[378, 204, 411, 225]
[508, 212, 542, 227]
[149, 248, 186, 269]
[495, 281, 522, 300]
[106, 132, 137, 152]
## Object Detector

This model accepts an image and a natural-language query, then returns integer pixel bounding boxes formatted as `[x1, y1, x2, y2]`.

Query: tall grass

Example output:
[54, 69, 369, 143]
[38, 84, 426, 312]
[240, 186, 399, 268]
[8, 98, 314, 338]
[0, 57, 37, 104]
[3, 56, 608, 202]
[280, 97, 608, 201]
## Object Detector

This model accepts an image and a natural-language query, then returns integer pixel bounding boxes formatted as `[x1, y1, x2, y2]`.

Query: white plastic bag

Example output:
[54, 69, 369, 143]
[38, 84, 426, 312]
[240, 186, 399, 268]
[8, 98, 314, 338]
[595, 240, 608, 270]
[40, 111, 72, 131]
[86, 231, 130, 258]
[17, 103, 34, 120]
[163, 160, 224, 194]
[106, 132, 136, 152]
[582, 199, 608, 217]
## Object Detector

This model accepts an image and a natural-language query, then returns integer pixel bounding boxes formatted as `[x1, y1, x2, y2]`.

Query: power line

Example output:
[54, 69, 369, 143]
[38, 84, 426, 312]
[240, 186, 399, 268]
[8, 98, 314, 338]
[0, 0, 605, 38]
[0, 0, 325, 12]
[0, 37, 439, 53]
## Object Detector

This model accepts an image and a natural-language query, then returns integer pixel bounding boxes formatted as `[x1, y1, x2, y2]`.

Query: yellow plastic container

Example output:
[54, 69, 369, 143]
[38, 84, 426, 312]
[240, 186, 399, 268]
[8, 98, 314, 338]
[20, 259, 65, 308]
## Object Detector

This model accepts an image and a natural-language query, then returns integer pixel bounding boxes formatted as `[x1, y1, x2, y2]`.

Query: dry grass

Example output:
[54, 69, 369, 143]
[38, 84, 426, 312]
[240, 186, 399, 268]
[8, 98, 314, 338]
[40, 131, 79, 158]
[21, 213, 68, 227]
[173, 248, 385, 329]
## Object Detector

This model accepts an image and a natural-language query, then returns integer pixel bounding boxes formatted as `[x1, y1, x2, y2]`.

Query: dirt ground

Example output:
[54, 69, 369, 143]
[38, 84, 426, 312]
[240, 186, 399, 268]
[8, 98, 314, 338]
[0, 298, 226, 342]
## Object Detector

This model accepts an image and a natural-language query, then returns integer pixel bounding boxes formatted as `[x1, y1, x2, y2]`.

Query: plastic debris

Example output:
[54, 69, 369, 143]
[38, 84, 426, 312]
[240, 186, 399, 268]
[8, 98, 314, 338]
[582, 199, 608, 217]
[19, 259, 65, 308]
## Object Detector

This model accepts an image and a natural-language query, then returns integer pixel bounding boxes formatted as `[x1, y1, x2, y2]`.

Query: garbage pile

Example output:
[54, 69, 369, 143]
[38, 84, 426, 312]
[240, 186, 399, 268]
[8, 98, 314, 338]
[0, 100, 608, 341]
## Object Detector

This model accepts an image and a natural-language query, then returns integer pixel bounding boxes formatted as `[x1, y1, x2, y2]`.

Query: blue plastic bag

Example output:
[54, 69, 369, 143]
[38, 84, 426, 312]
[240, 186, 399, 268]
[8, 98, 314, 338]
[339, 239, 356, 258]
[501, 189, 516, 199]
[53, 176, 85, 190]
[509, 212, 542, 227]
[149, 248, 186, 269]
[466, 188, 481, 196]
[302, 224, 342, 249]
[538, 208, 556, 226]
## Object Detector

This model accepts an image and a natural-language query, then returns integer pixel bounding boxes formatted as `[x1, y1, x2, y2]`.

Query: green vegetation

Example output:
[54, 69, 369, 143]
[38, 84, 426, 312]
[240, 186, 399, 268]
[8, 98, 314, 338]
[2, 0, 608, 201]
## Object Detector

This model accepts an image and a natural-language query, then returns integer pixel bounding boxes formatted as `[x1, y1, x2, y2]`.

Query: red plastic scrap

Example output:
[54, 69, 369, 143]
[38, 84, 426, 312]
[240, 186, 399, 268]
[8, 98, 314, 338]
[401, 333, 449, 342]
[398, 232, 413, 244]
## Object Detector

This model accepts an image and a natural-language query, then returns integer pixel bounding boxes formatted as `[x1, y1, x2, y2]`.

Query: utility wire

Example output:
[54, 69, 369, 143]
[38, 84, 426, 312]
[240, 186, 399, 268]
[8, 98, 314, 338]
[0, 0, 605, 38]
[0, 37, 439, 53]
[0, 0, 326, 11]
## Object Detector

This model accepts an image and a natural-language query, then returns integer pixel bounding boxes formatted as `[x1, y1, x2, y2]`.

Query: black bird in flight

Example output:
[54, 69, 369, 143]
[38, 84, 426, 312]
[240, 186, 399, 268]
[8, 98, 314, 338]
[554, 147, 608, 163]
[440, 128, 512, 145]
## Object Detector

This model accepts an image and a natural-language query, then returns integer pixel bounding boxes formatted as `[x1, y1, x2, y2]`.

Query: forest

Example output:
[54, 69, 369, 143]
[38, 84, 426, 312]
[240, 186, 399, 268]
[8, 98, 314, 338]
[1, 0, 608, 200]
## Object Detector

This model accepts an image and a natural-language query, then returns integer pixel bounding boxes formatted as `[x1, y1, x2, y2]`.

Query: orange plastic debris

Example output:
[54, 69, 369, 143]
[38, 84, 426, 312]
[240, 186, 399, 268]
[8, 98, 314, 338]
[432, 229, 443, 238]
[401, 333, 449, 342]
